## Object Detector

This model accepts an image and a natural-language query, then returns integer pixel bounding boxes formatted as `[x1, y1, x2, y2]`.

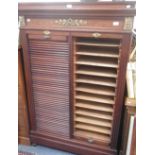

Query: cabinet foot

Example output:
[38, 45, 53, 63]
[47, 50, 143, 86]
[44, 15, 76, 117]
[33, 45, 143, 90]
[31, 143, 37, 146]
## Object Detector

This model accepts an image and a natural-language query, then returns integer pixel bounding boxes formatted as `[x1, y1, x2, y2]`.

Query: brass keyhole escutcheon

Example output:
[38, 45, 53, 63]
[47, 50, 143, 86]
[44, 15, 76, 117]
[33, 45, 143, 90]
[92, 33, 102, 38]
[43, 30, 51, 35]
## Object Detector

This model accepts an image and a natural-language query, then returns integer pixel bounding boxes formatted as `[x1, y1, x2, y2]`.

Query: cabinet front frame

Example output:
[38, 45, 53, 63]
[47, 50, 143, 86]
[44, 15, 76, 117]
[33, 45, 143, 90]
[20, 30, 36, 131]
[20, 28, 132, 154]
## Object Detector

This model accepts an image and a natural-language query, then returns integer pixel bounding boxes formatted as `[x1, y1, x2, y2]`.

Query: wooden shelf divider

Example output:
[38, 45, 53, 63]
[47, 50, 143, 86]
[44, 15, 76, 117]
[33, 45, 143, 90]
[76, 42, 120, 48]
[73, 36, 121, 144]
[75, 102, 113, 113]
[75, 110, 113, 120]
[76, 51, 119, 58]
[74, 130, 111, 143]
[75, 78, 116, 87]
[76, 60, 118, 68]
[76, 70, 117, 78]
[76, 86, 115, 96]
[75, 117, 112, 128]
[75, 124, 111, 135]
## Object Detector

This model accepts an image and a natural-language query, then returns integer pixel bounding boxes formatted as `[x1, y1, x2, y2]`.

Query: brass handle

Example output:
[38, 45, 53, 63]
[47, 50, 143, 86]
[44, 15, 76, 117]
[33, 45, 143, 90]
[92, 33, 102, 38]
[43, 30, 51, 39]
[43, 30, 51, 35]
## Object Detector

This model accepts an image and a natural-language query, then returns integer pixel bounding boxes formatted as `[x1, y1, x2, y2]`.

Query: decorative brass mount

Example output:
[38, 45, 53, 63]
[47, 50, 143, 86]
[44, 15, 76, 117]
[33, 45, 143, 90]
[55, 18, 87, 26]
[19, 16, 25, 27]
[124, 17, 133, 30]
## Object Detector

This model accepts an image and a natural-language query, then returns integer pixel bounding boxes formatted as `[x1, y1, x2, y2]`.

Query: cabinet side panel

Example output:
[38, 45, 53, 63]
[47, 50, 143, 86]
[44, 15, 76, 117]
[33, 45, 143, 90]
[111, 34, 132, 148]
[18, 47, 30, 145]
[20, 30, 36, 131]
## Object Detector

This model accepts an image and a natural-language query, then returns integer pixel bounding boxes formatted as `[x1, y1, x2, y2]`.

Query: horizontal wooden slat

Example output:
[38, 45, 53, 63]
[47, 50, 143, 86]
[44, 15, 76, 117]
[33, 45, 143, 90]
[30, 54, 69, 60]
[36, 116, 69, 124]
[76, 42, 120, 47]
[75, 116, 112, 128]
[74, 130, 110, 143]
[75, 102, 113, 113]
[75, 109, 113, 120]
[76, 60, 118, 68]
[32, 76, 69, 84]
[34, 95, 69, 104]
[76, 86, 115, 96]
[35, 104, 69, 113]
[76, 69, 117, 78]
[33, 82, 69, 88]
[31, 68, 69, 76]
[30, 56, 69, 61]
[29, 40, 69, 47]
[77, 51, 119, 58]
[30, 50, 69, 57]
[28, 34, 68, 42]
[76, 78, 116, 87]
[37, 122, 69, 137]
[75, 124, 111, 135]
[76, 94, 114, 105]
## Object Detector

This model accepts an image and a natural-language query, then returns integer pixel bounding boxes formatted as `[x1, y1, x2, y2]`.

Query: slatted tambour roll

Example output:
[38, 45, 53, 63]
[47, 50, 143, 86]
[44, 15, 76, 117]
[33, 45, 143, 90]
[73, 37, 121, 144]
[28, 39, 70, 138]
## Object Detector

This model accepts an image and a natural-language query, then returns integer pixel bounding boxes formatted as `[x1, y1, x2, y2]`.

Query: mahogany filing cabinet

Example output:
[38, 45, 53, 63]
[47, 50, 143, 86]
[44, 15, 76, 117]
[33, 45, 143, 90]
[18, 2, 136, 155]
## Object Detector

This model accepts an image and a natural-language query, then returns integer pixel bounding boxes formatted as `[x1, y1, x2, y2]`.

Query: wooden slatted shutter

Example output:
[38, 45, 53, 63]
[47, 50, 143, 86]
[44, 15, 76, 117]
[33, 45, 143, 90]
[27, 31, 70, 138]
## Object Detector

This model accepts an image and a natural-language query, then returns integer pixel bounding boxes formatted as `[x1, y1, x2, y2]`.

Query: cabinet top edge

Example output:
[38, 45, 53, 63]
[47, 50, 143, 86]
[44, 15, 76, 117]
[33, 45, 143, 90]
[18, 2, 136, 16]
[18, 1, 136, 5]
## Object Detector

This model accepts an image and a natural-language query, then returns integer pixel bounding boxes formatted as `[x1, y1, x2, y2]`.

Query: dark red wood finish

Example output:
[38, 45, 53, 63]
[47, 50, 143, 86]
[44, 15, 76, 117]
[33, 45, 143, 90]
[22, 30, 71, 138]
[20, 30, 36, 131]
[69, 33, 74, 138]
[111, 34, 132, 148]
[18, 47, 30, 145]
[31, 130, 117, 155]
[19, 2, 136, 155]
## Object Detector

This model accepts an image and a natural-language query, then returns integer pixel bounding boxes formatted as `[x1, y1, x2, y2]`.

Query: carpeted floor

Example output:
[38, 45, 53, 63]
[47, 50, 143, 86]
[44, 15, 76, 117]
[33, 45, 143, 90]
[19, 151, 35, 155]
[18, 144, 76, 155]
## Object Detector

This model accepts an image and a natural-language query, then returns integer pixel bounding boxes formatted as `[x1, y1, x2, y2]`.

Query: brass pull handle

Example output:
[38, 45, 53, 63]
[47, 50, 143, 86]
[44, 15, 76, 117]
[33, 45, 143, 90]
[43, 30, 51, 35]
[43, 30, 51, 39]
[92, 33, 102, 38]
